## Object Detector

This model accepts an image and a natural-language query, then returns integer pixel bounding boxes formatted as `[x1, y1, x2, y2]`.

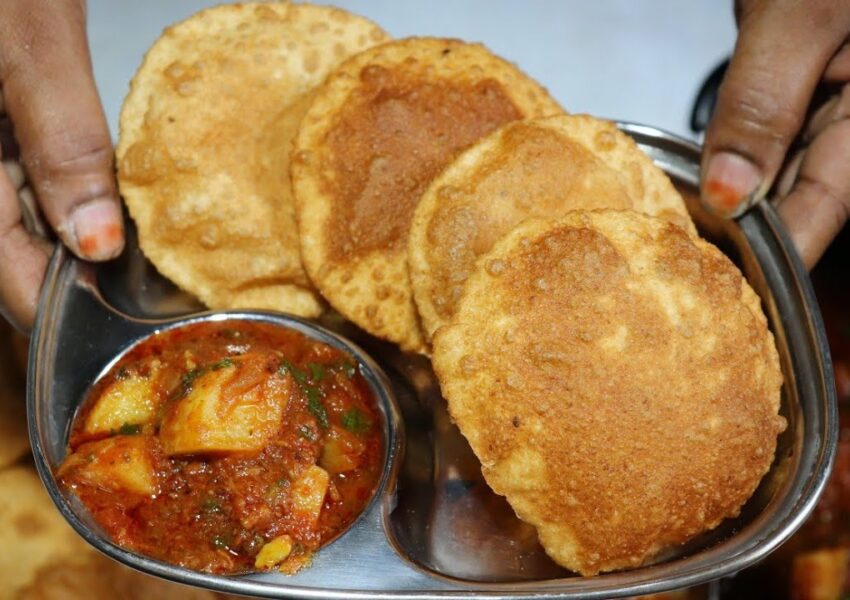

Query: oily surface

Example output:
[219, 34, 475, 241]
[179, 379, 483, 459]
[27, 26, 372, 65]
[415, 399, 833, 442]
[409, 115, 695, 339]
[293, 37, 563, 352]
[432, 210, 785, 575]
[117, 2, 389, 317]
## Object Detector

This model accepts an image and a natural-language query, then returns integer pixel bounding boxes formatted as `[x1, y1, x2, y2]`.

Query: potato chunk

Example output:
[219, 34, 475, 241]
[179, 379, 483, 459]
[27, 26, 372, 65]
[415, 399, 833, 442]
[59, 436, 158, 495]
[319, 426, 365, 474]
[83, 373, 156, 435]
[791, 547, 850, 600]
[291, 465, 329, 525]
[159, 361, 289, 455]
[254, 534, 293, 570]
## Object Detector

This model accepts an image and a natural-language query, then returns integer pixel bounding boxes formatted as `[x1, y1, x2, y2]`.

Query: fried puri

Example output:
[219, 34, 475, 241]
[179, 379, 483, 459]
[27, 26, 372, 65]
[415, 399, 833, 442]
[432, 210, 785, 576]
[291, 37, 563, 352]
[117, 3, 389, 317]
[0, 319, 29, 470]
[409, 115, 695, 339]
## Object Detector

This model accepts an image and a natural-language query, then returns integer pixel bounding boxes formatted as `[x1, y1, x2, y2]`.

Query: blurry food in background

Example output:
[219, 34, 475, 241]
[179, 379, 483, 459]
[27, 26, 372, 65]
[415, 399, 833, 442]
[791, 549, 849, 600]
[0, 467, 87, 595]
[433, 210, 784, 575]
[117, 2, 390, 318]
[0, 326, 243, 599]
[0, 319, 30, 469]
[11, 329, 28, 378]
[408, 114, 694, 340]
[720, 228, 850, 600]
[291, 36, 563, 353]
[16, 552, 223, 600]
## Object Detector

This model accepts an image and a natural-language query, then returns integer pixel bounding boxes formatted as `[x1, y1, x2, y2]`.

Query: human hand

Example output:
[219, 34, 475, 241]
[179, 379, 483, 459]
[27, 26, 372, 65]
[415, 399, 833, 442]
[701, 0, 850, 269]
[0, 0, 123, 332]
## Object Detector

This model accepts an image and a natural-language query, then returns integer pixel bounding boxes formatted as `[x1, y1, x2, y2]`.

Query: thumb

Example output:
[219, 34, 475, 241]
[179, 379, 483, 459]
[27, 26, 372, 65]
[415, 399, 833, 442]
[701, 1, 850, 217]
[0, 0, 123, 261]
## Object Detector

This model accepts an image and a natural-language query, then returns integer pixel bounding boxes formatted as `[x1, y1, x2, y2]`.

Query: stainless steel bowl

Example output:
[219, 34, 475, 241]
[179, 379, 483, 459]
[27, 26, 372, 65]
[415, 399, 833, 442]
[27, 124, 837, 599]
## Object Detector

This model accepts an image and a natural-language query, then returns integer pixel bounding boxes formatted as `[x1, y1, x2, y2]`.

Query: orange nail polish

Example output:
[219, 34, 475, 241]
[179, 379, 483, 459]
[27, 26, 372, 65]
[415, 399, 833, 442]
[702, 152, 763, 218]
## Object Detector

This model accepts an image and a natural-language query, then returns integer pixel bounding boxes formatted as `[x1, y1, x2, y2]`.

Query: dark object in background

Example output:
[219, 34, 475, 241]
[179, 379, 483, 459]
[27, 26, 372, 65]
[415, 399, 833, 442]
[691, 59, 850, 600]
[690, 59, 729, 136]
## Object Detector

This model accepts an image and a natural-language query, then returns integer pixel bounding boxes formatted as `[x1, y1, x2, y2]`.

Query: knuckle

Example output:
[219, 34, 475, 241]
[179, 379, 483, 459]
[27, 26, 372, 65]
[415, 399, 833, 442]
[796, 176, 850, 224]
[0, 0, 86, 77]
[24, 130, 113, 181]
[715, 79, 802, 152]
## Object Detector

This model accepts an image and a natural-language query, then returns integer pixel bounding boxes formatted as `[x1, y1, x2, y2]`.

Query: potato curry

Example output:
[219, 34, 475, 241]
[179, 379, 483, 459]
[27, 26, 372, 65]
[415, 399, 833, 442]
[57, 321, 384, 574]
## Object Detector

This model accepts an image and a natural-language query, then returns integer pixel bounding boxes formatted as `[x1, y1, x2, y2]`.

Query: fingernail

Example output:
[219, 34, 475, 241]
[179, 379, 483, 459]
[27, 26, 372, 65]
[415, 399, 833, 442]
[702, 152, 763, 218]
[69, 199, 125, 260]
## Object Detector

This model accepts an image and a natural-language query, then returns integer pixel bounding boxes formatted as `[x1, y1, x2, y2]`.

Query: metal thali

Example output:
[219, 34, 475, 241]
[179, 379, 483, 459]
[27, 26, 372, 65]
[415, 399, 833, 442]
[27, 124, 837, 599]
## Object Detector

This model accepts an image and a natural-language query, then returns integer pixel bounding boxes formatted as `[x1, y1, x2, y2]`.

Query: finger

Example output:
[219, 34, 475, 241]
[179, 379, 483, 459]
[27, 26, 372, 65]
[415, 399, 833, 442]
[701, 2, 850, 217]
[824, 42, 850, 82]
[805, 84, 850, 141]
[0, 0, 123, 261]
[0, 165, 51, 332]
[776, 118, 850, 269]
[774, 148, 805, 199]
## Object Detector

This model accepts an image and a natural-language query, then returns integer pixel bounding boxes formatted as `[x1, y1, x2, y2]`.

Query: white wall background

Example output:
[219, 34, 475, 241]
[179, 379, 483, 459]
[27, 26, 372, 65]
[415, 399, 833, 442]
[87, 1, 736, 141]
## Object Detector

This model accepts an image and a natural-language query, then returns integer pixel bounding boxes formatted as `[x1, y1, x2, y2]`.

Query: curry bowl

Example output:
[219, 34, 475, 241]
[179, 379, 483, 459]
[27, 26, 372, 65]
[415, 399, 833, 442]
[27, 124, 837, 599]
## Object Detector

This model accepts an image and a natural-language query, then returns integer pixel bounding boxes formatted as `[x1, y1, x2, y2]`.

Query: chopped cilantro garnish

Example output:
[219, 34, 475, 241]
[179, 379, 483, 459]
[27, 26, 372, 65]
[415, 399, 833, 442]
[118, 423, 142, 436]
[115, 366, 130, 380]
[335, 361, 357, 378]
[309, 363, 325, 382]
[298, 424, 317, 441]
[341, 408, 371, 434]
[181, 367, 205, 390]
[279, 359, 308, 385]
[306, 387, 329, 429]
[281, 360, 329, 428]
[211, 357, 234, 371]
[200, 497, 222, 514]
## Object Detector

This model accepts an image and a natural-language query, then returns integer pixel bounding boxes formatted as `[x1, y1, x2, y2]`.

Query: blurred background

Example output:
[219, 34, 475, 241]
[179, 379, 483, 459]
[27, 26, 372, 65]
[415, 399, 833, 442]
[87, 0, 736, 140]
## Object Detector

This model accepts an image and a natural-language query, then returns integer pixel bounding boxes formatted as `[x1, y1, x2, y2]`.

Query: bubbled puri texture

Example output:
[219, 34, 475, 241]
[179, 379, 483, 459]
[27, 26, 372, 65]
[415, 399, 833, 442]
[117, 3, 389, 317]
[432, 210, 785, 576]
[291, 37, 564, 352]
[409, 114, 695, 340]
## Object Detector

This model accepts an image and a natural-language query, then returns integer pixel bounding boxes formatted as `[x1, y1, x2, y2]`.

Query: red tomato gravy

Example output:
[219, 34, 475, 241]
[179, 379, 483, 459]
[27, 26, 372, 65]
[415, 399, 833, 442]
[57, 320, 385, 574]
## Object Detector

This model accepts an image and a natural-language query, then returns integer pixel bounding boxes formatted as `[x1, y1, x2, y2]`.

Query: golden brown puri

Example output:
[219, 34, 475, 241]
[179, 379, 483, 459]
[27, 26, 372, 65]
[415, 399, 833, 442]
[292, 37, 564, 352]
[117, 3, 389, 318]
[1, 464, 231, 599]
[0, 319, 29, 470]
[409, 114, 695, 340]
[432, 210, 785, 576]
[0, 467, 94, 595]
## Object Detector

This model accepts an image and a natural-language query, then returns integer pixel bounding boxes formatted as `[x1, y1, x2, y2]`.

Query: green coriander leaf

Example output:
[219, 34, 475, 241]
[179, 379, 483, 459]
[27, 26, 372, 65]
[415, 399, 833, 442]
[211, 357, 235, 371]
[200, 497, 222, 514]
[182, 367, 205, 390]
[338, 361, 357, 378]
[306, 387, 329, 429]
[118, 423, 142, 436]
[279, 359, 308, 385]
[309, 363, 325, 382]
[341, 408, 371, 434]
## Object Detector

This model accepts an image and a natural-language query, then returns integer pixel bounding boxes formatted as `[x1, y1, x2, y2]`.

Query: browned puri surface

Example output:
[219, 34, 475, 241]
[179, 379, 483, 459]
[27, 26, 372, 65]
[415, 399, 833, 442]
[293, 37, 563, 352]
[432, 210, 785, 575]
[409, 115, 695, 340]
[117, 2, 389, 318]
